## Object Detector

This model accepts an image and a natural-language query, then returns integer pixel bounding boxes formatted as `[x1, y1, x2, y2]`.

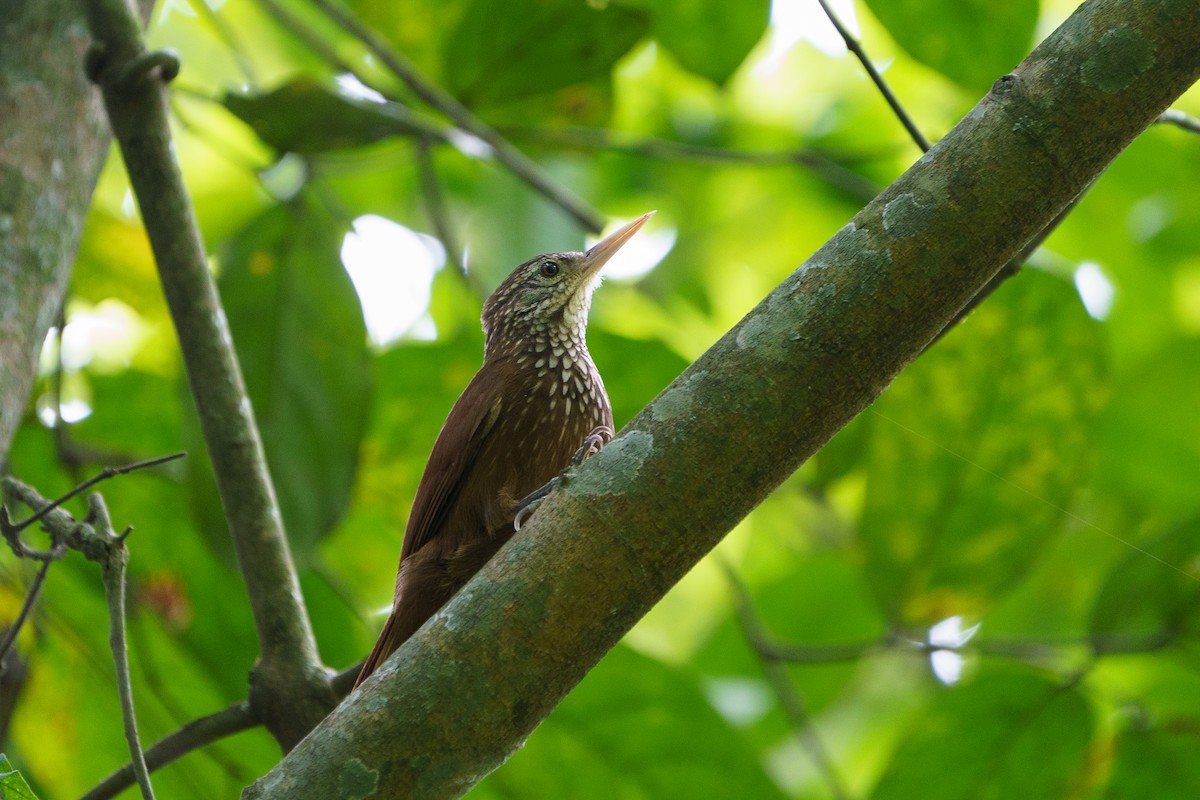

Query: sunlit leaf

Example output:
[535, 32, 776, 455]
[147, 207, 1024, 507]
[471, 646, 787, 799]
[644, 0, 771, 85]
[443, 0, 649, 106]
[859, 272, 1107, 624]
[0, 754, 39, 800]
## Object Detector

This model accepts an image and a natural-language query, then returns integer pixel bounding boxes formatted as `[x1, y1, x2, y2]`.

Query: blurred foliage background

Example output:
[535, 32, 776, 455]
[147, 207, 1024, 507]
[3, 0, 1200, 797]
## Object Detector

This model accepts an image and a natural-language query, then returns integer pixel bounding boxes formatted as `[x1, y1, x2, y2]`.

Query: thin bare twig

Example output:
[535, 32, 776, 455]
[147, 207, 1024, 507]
[815, 0, 930, 152]
[0, 454, 182, 664]
[88, 494, 155, 799]
[0, 548, 62, 664]
[4, 478, 156, 797]
[304, 0, 605, 232]
[8, 452, 185, 535]
[83, 701, 256, 800]
[84, 661, 363, 800]
[500, 125, 881, 202]
[416, 139, 466, 276]
[724, 564, 850, 800]
[1158, 108, 1200, 134]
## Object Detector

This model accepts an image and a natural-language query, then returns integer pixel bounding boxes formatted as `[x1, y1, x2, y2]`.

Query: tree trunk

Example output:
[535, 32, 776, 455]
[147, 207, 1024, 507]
[0, 0, 115, 462]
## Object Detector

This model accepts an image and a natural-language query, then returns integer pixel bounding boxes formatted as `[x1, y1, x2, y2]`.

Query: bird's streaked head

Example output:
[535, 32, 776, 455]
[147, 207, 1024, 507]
[483, 211, 654, 357]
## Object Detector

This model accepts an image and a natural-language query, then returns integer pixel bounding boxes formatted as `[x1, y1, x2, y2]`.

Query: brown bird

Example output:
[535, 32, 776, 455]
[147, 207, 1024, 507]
[355, 211, 655, 687]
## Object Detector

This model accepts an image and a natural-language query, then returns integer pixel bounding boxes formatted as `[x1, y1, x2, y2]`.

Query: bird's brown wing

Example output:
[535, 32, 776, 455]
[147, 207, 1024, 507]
[398, 358, 510, 561]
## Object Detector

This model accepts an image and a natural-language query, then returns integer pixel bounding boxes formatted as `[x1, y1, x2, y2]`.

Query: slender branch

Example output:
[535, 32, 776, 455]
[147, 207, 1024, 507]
[305, 0, 605, 232]
[815, 0, 930, 152]
[83, 661, 363, 800]
[3, 478, 160, 797]
[417, 139, 466, 276]
[9, 453, 185, 535]
[83, 0, 336, 748]
[757, 628, 1174, 664]
[500, 125, 880, 202]
[753, 635, 885, 664]
[725, 565, 850, 800]
[1158, 108, 1200, 134]
[0, 546, 62, 664]
[809, 0, 1071, 345]
[83, 701, 256, 800]
[88, 494, 155, 800]
[1, 453, 181, 668]
[255, 0, 380, 89]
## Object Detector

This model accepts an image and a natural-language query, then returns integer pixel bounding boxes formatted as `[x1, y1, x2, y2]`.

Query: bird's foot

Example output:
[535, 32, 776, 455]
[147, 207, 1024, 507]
[513, 479, 557, 531]
[572, 424, 614, 465]
[514, 426, 614, 531]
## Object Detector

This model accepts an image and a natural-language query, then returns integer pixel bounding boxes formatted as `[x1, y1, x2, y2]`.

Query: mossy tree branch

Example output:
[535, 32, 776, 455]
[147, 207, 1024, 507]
[244, 0, 1200, 796]
[81, 0, 335, 750]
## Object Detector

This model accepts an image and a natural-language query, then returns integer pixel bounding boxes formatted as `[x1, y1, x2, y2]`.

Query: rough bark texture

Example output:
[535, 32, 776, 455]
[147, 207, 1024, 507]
[245, 0, 1200, 797]
[0, 1, 111, 461]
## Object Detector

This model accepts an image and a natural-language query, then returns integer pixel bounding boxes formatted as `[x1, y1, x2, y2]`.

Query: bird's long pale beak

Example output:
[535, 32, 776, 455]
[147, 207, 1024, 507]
[580, 211, 656, 276]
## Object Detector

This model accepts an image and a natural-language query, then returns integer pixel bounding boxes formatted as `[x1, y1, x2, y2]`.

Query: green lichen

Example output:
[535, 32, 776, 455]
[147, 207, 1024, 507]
[568, 430, 653, 497]
[882, 192, 934, 238]
[650, 371, 706, 422]
[1081, 25, 1154, 92]
[338, 758, 379, 799]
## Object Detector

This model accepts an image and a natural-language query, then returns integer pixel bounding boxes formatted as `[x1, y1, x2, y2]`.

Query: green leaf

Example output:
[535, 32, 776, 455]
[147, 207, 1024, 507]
[871, 665, 1092, 800]
[860, 272, 1107, 624]
[863, 0, 1039, 94]
[210, 196, 372, 563]
[1104, 725, 1200, 799]
[472, 645, 786, 799]
[443, 0, 650, 106]
[645, 0, 770, 85]
[1096, 341, 1200, 514]
[223, 78, 435, 154]
[1089, 519, 1200, 645]
[0, 754, 39, 800]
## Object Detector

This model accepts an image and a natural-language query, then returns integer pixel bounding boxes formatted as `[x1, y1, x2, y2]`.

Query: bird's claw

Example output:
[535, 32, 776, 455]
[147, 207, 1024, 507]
[513, 478, 558, 531]
[572, 424, 614, 466]
[514, 426, 614, 531]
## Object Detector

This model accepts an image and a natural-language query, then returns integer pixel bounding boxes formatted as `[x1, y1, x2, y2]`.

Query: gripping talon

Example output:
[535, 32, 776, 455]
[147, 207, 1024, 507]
[572, 424, 614, 465]
[514, 427, 614, 531]
[513, 477, 560, 531]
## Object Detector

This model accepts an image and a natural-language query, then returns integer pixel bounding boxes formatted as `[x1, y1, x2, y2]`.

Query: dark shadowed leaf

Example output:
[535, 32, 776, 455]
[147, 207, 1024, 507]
[212, 196, 372, 563]
[1089, 519, 1200, 646]
[1104, 725, 1200, 799]
[862, 0, 1039, 94]
[224, 78, 437, 154]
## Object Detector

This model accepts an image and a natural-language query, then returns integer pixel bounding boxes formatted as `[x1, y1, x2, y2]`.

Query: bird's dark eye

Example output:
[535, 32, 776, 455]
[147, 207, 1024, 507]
[539, 260, 559, 277]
